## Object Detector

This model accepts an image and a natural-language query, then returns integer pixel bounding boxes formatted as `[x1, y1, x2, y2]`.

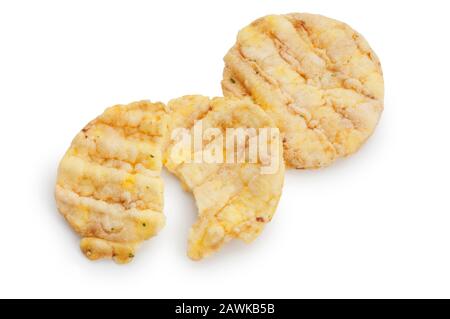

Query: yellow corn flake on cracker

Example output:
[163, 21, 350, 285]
[164, 96, 285, 260]
[55, 101, 169, 264]
[222, 13, 384, 169]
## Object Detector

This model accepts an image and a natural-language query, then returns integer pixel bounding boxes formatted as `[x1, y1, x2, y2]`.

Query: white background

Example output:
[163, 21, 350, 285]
[0, 0, 449, 299]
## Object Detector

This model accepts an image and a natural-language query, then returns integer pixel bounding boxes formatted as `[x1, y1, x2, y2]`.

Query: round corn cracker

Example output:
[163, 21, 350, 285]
[222, 13, 384, 168]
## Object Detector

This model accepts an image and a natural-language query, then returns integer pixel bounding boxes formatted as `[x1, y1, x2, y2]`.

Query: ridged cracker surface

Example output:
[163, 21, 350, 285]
[222, 13, 384, 169]
[165, 96, 285, 260]
[55, 101, 168, 264]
